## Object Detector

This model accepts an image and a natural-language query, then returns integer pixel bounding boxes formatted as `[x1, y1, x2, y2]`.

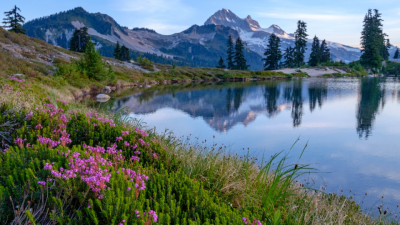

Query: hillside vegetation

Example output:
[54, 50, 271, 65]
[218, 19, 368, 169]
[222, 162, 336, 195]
[0, 28, 399, 225]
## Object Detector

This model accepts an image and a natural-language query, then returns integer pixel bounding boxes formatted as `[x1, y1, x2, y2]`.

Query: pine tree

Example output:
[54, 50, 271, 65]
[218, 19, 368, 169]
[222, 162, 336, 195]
[308, 35, 320, 66]
[120, 45, 131, 61]
[216, 56, 226, 68]
[394, 48, 400, 59]
[320, 40, 331, 63]
[262, 34, 282, 70]
[69, 27, 91, 52]
[80, 27, 91, 52]
[381, 38, 391, 60]
[226, 35, 235, 70]
[83, 41, 113, 81]
[114, 42, 121, 60]
[2, 5, 25, 34]
[360, 9, 384, 70]
[233, 38, 249, 70]
[283, 46, 295, 68]
[294, 20, 308, 67]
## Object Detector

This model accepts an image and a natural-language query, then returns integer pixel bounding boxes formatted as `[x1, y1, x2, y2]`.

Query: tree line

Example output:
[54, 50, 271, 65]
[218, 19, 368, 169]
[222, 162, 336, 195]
[261, 20, 331, 70]
[216, 36, 249, 70]
[3, 5, 400, 73]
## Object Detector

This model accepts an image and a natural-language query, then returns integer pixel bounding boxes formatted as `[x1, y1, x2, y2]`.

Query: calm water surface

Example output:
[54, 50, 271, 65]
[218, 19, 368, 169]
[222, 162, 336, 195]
[111, 77, 400, 212]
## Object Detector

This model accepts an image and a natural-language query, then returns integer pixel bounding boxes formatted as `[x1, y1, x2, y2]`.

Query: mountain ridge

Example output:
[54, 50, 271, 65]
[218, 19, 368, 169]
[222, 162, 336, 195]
[22, 7, 399, 68]
[23, 7, 263, 70]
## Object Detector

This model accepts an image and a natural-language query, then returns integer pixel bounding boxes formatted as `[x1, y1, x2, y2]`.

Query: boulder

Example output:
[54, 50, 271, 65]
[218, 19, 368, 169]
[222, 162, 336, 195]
[96, 94, 110, 100]
[11, 74, 25, 80]
[104, 86, 112, 93]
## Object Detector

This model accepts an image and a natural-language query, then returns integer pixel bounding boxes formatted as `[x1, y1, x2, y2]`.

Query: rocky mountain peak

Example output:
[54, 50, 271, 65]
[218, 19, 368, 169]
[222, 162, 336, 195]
[266, 24, 286, 36]
[244, 15, 260, 30]
[204, 9, 253, 32]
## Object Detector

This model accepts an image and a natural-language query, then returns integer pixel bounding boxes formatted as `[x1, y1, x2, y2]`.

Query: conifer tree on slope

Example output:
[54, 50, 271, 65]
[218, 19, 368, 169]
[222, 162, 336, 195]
[394, 48, 400, 59]
[83, 41, 114, 81]
[263, 34, 282, 70]
[69, 27, 91, 52]
[308, 35, 320, 66]
[233, 38, 249, 70]
[381, 38, 391, 60]
[283, 46, 295, 68]
[216, 56, 226, 68]
[320, 40, 331, 63]
[114, 42, 121, 60]
[226, 35, 235, 70]
[294, 20, 308, 67]
[360, 9, 384, 70]
[120, 45, 131, 61]
[2, 5, 25, 34]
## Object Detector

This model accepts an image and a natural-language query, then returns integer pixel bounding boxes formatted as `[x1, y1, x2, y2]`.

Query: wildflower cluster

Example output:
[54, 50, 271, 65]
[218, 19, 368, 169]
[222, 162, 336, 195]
[2, 99, 271, 224]
[242, 217, 262, 225]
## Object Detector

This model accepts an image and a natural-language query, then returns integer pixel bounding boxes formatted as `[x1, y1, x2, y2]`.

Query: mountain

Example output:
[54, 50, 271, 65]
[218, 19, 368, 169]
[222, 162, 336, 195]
[204, 9, 362, 63]
[23, 7, 263, 70]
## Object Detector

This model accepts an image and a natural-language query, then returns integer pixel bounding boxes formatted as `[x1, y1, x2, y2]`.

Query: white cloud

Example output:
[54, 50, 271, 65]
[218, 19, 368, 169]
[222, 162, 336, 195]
[257, 12, 361, 21]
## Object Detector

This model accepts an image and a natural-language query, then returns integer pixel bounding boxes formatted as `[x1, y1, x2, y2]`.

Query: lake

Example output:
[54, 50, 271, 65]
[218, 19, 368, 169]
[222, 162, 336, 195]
[110, 77, 400, 213]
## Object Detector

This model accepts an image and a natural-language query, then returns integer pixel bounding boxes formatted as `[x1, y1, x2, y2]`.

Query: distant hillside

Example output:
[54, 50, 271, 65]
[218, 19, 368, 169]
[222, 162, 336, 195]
[23, 7, 263, 70]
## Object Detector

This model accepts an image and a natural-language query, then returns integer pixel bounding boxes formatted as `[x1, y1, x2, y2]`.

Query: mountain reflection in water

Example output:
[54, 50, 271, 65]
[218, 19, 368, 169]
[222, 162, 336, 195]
[112, 78, 393, 138]
[108, 77, 400, 211]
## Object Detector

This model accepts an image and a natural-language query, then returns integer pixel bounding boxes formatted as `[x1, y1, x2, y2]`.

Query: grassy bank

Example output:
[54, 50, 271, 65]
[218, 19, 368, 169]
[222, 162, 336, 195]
[0, 28, 398, 224]
[1, 75, 396, 225]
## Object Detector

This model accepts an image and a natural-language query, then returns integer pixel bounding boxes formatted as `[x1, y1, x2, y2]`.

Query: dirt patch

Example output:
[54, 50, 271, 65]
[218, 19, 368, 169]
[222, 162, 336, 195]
[275, 68, 347, 77]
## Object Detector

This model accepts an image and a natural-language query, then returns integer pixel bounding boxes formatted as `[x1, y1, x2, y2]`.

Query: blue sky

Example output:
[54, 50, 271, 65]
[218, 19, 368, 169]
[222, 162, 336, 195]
[2, 0, 400, 47]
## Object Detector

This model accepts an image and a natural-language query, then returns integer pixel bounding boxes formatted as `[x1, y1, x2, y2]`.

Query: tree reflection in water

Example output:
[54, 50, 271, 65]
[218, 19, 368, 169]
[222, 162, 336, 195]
[283, 80, 304, 127]
[264, 81, 281, 115]
[308, 80, 328, 112]
[356, 78, 385, 139]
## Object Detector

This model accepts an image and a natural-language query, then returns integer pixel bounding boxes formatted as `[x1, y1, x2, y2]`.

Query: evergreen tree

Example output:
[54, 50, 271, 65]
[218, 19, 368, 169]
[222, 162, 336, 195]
[262, 34, 282, 70]
[360, 9, 384, 70]
[394, 48, 400, 59]
[114, 42, 121, 60]
[80, 27, 91, 51]
[294, 20, 308, 67]
[69, 27, 91, 52]
[308, 35, 320, 66]
[2, 5, 25, 34]
[233, 38, 249, 70]
[226, 35, 235, 70]
[381, 38, 391, 60]
[283, 46, 295, 68]
[83, 41, 113, 81]
[216, 56, 226, 68]
[120, 45, 131, 61]
[320, 40, 331, 63]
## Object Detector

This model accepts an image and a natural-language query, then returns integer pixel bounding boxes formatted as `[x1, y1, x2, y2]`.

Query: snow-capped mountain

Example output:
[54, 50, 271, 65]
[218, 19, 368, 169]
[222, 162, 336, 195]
[23, 7, 263, 70]
[205, 9, 362, 63]
[23, 7, 397, 68]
